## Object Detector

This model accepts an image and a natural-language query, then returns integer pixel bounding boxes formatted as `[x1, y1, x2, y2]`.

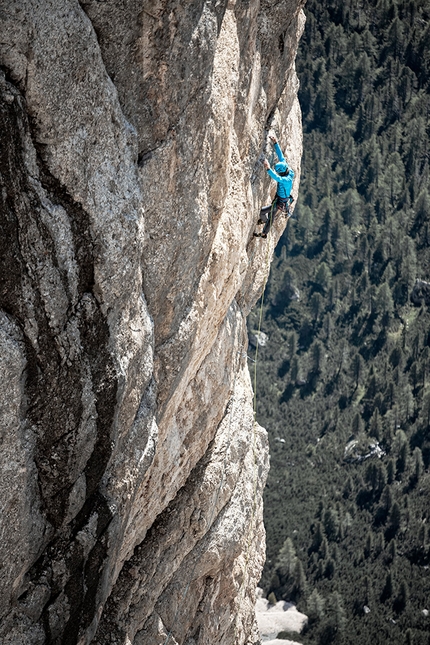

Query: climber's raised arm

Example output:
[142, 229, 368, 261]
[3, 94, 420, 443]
[269, 134, 286, 164]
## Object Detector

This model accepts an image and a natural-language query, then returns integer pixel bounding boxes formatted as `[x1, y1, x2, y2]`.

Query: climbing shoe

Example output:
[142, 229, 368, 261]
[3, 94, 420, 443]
[253, 232, 267, 238]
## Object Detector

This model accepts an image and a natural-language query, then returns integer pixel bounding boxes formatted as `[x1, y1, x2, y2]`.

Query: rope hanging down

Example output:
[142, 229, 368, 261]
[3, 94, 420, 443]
[163, 347, 244, 645]
[163, 164, 278, 645]
[229, 203, 274, 641]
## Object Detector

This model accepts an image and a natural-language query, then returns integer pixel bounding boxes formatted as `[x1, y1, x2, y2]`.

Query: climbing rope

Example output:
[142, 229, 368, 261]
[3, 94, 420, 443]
[163, 142, 287, 644]
[162, 346, 244, 645]
[253, 207, 274, 415]
[230, 201, 275, 642]
[163, 254, 273, 645]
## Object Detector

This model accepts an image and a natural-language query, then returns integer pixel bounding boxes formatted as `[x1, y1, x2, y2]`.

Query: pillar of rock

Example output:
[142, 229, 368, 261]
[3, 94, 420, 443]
[0, 1, 304, 643]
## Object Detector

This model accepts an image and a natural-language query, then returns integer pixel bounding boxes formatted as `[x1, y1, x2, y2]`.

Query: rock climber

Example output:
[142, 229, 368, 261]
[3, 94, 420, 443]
[254, 134, 294, 239]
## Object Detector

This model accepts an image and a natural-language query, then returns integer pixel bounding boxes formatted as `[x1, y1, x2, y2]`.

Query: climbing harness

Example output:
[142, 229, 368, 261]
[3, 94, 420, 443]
[254, 195, 293, 238]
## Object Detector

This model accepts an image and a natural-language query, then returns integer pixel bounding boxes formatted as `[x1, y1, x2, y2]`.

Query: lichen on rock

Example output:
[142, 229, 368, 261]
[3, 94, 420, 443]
[0, 1, 304, 643]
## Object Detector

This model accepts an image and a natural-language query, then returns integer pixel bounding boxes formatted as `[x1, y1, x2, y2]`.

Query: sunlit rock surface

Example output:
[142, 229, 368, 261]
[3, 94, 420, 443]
[0, 1, 304, 643]
[255, 589, 308, 642]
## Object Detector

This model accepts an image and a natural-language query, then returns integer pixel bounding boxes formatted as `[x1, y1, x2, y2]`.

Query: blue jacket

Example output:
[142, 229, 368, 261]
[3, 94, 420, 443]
[267, 142, 294, 200]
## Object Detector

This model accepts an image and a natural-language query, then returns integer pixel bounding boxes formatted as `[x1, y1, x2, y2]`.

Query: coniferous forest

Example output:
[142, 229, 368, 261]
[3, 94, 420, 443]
[250, 1, 430, 643]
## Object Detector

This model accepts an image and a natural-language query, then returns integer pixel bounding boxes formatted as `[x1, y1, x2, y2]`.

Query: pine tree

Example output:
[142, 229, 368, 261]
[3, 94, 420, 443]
[307, 588, 325, 624]
[400, 382, 415, 422]
[311, 522, 324, 552]
[341, 512, 353, 536]
[387, 459, 395, 484]
[394, 579, 409, 613]
[276, 537, 297, 579]
[329, 591, 346, 634]
[341, 187, 362, 228]
[310, 292, 324, 322]
[320, 536, 329, 560]
[287, 331, 298, 361]
[369, 408, 382, 440]
[381, 571, 393, 601]
[342, 477, 353, 499]
[399, 236, 417, 291]
[388, 502, 402, 535]
[397, 440, 409, 475]
[418, 523, 428, 552]
[325, 558, 336, 579]
[268, 591, 277, 606]
[290, 356, 299, 384]
[412, 446, 424, 482]
[351, 352, 365, 389]
[420, 389, 430, 430]
[388, 538, 397, 563]
[352, 412, 363, 435]
[364, 531, 373, 558]
[393, 429, 408, 474]
[381, 484, 393, 515]
[314, 262, 332, 293]
[323, 508, 340, 541]
[375, 282, 394, 319]
[293, 559, 308, 600]
[310, 340, 326, 375]
[375, 532, 385, 555]
[414, 188, 430, 229]
[298, 204, 314, 244]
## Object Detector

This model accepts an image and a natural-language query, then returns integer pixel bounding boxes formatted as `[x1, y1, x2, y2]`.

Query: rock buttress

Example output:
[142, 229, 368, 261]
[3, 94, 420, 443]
[0, 1, 304, 643]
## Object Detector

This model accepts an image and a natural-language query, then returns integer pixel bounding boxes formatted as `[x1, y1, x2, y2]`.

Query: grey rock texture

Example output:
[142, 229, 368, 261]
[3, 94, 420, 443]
[0, 1, 304, 643]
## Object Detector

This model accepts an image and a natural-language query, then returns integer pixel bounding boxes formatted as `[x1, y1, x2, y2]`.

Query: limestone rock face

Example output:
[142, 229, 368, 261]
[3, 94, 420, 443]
[0, 1, 304, 644]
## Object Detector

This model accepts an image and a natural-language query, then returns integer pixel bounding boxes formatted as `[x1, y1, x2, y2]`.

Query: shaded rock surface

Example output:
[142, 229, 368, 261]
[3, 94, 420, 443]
[0, 1, 304, 643]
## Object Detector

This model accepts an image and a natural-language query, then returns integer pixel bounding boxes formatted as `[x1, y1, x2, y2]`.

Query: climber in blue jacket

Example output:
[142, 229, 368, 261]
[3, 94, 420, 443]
[254, 134, 294, 238]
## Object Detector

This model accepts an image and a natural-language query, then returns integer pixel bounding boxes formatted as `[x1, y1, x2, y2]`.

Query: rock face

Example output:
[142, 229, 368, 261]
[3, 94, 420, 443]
[0, 1, 304, 644]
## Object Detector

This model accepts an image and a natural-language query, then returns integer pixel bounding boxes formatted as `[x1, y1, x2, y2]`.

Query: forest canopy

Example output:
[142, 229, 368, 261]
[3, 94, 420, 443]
[251, 1, 430, 644]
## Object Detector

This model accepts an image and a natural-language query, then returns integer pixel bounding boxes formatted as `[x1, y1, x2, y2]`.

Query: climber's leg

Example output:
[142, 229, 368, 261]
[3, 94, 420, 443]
[257, 205, 271, 225]
[262, 206, 280, 236]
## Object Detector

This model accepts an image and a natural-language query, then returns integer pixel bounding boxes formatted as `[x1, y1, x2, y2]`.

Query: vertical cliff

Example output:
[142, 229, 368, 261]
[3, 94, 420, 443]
[0, 1, 304, 643]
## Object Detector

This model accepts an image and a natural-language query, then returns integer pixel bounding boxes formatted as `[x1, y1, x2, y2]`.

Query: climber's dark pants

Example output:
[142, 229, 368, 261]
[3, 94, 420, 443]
[259, 196, 290, 235]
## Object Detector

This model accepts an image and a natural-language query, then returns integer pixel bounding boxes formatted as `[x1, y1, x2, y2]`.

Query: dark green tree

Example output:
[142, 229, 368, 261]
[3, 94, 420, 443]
[323, 508, 340, 541]
[314, 262, 332, 293]
[388, 502, 402, 537]
[310, 292, 324, 322]
[369, 408, 382, 440]
[394, 579, 409, 613]
[292, 559, 308, 600]
[310, 340, 326, 376]
[412, 446, 424, 483]
[351, 352, 365, 389]
[307, 588, 325, 624]
[381, 571, 393, 602]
